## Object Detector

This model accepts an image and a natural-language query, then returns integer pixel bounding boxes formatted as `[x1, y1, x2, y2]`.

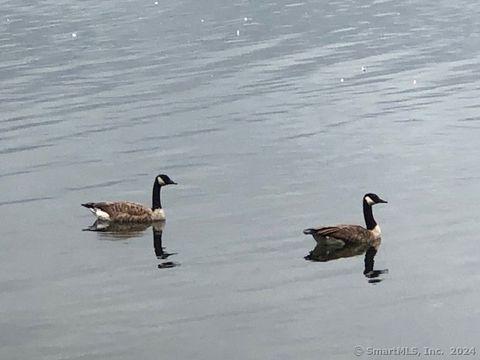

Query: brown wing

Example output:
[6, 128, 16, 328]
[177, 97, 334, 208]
[311, 224, 374, 243]
[92, 201, 152, 222]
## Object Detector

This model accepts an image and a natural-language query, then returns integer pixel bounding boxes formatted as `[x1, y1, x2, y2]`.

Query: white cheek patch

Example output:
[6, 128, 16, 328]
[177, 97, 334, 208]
[365, 196, 375, 205]
[94, 208, 111, 221]
[157, 177, 165, 185]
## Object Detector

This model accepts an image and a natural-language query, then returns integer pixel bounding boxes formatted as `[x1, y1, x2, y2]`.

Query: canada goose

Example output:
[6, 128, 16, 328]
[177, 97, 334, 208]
[303, 193, 387, 244]
[81, 174, 177, 222]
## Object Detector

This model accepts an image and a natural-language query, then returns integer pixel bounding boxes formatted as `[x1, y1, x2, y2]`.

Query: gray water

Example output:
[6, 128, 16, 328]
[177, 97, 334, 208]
[2, 0, 480, 359]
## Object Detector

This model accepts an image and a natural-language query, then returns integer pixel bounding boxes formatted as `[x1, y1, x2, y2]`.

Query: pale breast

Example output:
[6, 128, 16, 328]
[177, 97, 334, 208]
[151, 208, 166, 221]
[370, 224, 382, 239]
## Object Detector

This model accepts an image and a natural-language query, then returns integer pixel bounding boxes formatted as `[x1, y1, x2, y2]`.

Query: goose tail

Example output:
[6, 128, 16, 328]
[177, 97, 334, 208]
[81, 202, 96, 209]
[303, 228, 316, 235]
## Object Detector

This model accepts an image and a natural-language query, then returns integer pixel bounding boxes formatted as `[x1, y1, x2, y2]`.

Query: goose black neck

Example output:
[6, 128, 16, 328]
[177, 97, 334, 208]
[363, 201, 377, 230]
[152, 181, 162, 209]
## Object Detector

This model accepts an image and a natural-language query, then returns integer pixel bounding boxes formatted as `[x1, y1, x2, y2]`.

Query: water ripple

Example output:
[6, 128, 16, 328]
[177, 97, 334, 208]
[0, 196, 54, 207]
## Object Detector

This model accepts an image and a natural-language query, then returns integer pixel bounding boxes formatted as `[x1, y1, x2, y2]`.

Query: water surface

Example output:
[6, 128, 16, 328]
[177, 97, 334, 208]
[1, 0, 480, 359]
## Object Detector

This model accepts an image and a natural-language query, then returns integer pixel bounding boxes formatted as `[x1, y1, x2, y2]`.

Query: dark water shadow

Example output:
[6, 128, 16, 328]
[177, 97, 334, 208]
[152, 222, 179, 269]
[83, 220, 179, 269]
[305, 239, 388, 284]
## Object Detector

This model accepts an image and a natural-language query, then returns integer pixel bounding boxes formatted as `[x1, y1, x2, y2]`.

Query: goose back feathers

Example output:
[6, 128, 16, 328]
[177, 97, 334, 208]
[82, 174, 176, 223]
[82, 201, 165, 222]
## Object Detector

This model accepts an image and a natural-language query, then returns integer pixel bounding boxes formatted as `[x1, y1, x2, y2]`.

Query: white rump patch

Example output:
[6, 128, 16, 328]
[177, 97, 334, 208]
[94, 208, 111, 221]
[157, 176, 165, 185]
[365, 196, 375, 205]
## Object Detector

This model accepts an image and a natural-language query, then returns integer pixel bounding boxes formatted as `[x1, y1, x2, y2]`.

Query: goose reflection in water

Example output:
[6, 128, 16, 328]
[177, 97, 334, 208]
[305, 238, 388, 284]
[83, 220, 179, 269]
[151, 221, 178, 269]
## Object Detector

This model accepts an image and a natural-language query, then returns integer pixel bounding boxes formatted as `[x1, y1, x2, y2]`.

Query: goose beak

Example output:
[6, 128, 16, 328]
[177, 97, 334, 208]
[170, 181, 178, 185]
[378, 198, 388, 204]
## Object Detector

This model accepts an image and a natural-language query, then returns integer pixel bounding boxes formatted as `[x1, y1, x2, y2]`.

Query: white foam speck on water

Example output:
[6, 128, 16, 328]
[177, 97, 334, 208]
[236, 29, 240, 36]
[71, 32, 77, 38]
[340, 78, 344, 82]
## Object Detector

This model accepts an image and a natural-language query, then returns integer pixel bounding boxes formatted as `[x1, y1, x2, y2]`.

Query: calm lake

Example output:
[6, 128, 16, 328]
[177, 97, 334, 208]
[1, 0, 480, 359]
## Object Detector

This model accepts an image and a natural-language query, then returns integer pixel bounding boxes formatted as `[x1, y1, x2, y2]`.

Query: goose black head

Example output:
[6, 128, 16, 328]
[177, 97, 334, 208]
[156, 174, 177, 186]
[363, 193, 387, 206]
